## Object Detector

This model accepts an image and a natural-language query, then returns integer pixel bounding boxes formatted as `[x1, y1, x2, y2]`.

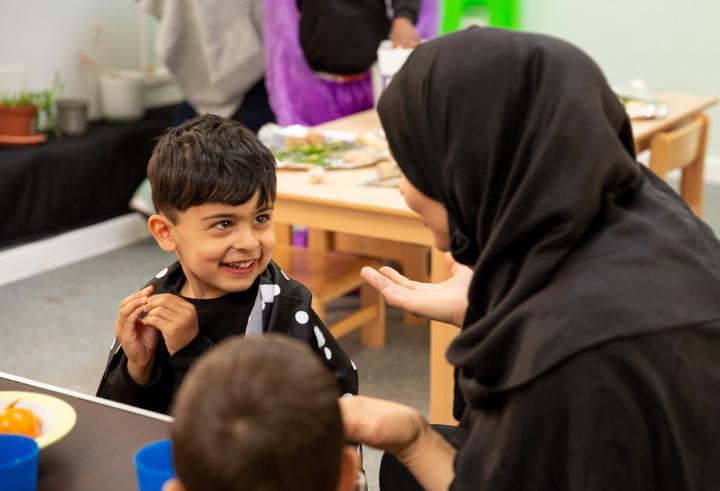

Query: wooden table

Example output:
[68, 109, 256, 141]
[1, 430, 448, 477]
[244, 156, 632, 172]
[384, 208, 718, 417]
[0, 372, 170, 491]
[632, 92, 717, 152]
[275, 91, 717, 425]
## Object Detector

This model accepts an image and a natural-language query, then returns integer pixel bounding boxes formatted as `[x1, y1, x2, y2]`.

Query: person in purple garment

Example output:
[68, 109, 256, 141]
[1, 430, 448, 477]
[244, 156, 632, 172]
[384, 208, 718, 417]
[262, 0, 438, 127]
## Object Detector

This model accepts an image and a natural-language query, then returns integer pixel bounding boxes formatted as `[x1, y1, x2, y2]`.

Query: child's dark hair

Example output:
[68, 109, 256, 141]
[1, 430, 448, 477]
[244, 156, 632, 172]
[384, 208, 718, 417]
[148, 115, 276, 222]
[170, 335, 345, 491]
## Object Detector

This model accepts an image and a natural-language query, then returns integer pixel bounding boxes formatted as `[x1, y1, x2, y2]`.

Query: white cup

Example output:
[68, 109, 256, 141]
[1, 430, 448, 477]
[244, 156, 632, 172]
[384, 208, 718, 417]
[100, 69, 145, 121]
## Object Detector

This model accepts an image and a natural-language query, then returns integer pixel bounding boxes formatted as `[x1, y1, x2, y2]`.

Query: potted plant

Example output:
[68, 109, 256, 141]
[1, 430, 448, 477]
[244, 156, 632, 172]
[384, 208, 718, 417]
[0, 74, 63, 138]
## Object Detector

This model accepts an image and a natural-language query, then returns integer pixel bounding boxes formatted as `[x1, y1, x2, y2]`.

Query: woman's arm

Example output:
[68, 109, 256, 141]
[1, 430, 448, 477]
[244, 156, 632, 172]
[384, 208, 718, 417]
[340, 396, 456, 491]
[390, 0, 421, 47]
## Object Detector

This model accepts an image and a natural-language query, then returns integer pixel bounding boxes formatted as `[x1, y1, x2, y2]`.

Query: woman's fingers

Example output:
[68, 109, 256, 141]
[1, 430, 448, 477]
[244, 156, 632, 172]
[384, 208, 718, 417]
[377, 266, 411, 285]
[379, 266, 431, 291]
[360, 266, 385, 290]
[362, 267, 414, 309]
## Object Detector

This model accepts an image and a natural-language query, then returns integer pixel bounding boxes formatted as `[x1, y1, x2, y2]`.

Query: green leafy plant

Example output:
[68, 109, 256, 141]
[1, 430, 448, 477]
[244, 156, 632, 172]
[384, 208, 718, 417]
[0, 73, 64, 138]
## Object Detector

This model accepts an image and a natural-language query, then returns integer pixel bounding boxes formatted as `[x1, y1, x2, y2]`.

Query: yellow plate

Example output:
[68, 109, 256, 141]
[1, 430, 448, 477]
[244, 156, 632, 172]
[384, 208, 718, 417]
[0, 391, 77, 449]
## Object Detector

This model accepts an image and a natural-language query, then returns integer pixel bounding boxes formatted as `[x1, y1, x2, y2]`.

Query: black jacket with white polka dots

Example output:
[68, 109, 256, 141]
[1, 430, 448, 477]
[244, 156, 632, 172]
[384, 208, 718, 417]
[96, 260, 359, 414]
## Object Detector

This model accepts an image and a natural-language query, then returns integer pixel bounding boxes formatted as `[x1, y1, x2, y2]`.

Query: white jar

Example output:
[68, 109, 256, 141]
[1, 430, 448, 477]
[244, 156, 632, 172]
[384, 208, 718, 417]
[100, 70, 145, 121]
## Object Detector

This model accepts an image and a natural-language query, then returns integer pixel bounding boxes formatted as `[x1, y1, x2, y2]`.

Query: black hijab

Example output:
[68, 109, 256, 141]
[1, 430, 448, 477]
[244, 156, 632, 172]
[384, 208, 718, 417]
[378, 27, 720, 406]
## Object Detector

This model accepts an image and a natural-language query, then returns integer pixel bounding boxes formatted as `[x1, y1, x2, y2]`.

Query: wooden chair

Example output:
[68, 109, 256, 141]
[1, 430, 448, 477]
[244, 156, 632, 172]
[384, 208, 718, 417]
[648, 113, 709, 217]
[316, 230, 429, 327]
[272, 244, 386, 347]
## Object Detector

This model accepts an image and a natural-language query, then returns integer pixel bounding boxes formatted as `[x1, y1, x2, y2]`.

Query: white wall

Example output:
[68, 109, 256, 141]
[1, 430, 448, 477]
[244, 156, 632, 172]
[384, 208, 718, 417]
[522, 0, 720, 159]
[2, 1, 718, 157]
[0, 0, 163, 119]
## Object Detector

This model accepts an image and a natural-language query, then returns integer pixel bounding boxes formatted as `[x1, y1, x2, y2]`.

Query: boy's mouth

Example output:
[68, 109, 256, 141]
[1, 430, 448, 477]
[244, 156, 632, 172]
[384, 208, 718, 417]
[221, 259, 257, 276]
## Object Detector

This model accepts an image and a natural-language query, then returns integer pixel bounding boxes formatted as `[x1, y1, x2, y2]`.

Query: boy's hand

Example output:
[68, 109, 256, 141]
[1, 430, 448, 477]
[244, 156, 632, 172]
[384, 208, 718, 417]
[391, 16, 421, 49]
[142, 294, 199, 356]
[115, 285, 159, 384]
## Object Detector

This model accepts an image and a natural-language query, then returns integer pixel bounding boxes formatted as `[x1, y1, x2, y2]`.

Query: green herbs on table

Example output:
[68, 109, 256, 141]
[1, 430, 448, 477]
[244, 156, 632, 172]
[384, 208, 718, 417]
[274, 141, 350, 167]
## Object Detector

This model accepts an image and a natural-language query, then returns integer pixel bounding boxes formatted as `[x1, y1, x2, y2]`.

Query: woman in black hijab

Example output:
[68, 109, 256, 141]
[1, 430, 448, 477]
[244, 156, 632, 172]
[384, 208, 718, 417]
[341, 27, 720, 490]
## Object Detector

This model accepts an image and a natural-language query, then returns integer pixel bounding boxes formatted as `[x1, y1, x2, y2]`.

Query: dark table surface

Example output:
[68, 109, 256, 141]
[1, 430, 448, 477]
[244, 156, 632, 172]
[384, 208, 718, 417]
[0, 372, 170, 491]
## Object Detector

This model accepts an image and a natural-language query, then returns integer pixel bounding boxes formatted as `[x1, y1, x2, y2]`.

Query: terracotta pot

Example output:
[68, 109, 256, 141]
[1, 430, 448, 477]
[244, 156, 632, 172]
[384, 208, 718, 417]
[0, 104, 37, 136]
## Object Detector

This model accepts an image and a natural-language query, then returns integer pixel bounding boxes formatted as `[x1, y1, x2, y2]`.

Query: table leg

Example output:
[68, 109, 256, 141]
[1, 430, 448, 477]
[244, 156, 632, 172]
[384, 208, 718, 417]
[429, 248, 459, 425]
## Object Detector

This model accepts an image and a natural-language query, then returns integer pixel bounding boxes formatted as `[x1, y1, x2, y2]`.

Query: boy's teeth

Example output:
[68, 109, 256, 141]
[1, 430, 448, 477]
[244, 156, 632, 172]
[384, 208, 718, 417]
[229, 260, 254, 268]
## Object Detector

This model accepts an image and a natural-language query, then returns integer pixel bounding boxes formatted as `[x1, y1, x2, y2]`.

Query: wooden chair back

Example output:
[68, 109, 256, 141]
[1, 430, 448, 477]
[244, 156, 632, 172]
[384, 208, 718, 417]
[648, 113, 709, 217]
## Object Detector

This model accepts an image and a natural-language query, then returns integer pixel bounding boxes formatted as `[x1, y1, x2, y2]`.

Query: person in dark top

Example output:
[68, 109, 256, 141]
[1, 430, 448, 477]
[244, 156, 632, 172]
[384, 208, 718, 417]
[297, 0, 422, 76]
[97, 115, 357, 414]
[340, 27, 720, 490]
[164, 335, 362, 491]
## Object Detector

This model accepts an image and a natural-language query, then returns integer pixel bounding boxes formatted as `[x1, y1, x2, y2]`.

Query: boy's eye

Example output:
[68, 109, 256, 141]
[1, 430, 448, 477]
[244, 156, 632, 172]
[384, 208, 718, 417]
[214, 220, 233, 230]
[254, 214, 271, 225]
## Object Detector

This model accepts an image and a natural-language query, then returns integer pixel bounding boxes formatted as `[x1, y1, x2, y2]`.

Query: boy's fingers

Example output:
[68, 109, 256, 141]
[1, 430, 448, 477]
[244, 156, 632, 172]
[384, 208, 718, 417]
[141, 314, 166, 333]
[126, 304, 146, 326]
[117, 304, 145, 337]
[119, 286, 154, 308]
[146, 293, 191, 314]
[142, 308, 174, 328]
[145, 296, 181, 315]
[118, 297, 149, 319]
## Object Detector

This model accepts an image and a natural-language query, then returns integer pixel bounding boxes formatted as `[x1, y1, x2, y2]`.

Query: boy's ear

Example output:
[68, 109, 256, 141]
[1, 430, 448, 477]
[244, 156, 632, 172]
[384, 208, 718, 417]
[148, 214, 177, 253]
[336, 446, 361, 491]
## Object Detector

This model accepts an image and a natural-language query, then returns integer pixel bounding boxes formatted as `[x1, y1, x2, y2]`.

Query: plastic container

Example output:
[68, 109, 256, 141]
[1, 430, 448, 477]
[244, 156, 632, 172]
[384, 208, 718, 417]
[57, 98, 89, 136]
[134, 439, 175, 491]
[372, 40, 414, 105]
[0, 434, 39, 491]
[100, 70, 145, 122]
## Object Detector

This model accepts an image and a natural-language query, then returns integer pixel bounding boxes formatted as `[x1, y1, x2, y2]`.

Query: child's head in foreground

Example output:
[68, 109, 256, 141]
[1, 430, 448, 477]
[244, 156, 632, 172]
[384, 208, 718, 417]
[146, 115, 277, 299]
[164, 335, 360, 491]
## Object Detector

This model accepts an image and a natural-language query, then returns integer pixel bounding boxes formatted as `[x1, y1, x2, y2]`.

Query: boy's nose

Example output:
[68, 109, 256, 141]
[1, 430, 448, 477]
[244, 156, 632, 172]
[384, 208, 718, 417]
[231, 230, 260, 251]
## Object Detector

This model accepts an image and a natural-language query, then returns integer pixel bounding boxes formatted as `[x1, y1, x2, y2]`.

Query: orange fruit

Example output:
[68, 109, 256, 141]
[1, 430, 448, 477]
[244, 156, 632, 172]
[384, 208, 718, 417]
[0, 399, 42, 438]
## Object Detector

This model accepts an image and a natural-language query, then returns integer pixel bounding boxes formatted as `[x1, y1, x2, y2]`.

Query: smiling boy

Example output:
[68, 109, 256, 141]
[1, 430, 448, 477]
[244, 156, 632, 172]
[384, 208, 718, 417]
[96, 115, 358, 413]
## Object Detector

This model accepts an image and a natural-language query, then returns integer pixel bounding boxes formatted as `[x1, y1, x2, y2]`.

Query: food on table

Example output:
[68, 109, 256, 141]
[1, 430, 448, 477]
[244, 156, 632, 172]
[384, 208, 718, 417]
[306, 130, 326, 146]
[258, 123, 389, 169]
[0, 399, 43, 438]
[357, 129, 389, 151]
[274, 141, 349, 168]
[375, 161, 402, 180]
[308, 166, 326, 184]
[342, 148, 376, 164]
[284, 135, 311, 148]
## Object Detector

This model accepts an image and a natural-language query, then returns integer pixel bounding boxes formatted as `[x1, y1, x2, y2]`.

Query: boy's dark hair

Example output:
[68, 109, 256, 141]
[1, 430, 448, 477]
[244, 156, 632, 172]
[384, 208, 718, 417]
[170, 335, 345, 491]
[148, 115, 276, 222]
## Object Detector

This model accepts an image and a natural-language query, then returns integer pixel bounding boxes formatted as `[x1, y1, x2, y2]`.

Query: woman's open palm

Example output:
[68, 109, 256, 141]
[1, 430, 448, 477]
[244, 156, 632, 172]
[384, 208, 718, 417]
[361, 253, 471, 327]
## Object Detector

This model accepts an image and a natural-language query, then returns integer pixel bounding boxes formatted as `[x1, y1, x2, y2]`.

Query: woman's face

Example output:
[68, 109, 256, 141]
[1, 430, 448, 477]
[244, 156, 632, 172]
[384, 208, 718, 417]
[399, 175, 450, 251]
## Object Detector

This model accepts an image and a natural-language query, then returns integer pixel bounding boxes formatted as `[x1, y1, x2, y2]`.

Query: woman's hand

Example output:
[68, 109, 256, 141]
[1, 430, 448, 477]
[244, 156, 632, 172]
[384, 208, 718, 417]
[361, 253, 471, 327]
[340, 396, 427, 457]
[391, 16, 421, 48]
[340, 396, 456, 491]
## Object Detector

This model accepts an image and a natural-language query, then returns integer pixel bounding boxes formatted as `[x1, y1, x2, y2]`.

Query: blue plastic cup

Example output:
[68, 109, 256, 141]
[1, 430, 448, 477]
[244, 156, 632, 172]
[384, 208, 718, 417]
[0, 434, 39, 491]
[134, 439, 175, 491]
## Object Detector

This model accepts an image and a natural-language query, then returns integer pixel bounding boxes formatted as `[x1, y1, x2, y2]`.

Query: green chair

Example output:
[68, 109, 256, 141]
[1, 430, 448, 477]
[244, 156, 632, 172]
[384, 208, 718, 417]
[441, 0, 520, 33]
